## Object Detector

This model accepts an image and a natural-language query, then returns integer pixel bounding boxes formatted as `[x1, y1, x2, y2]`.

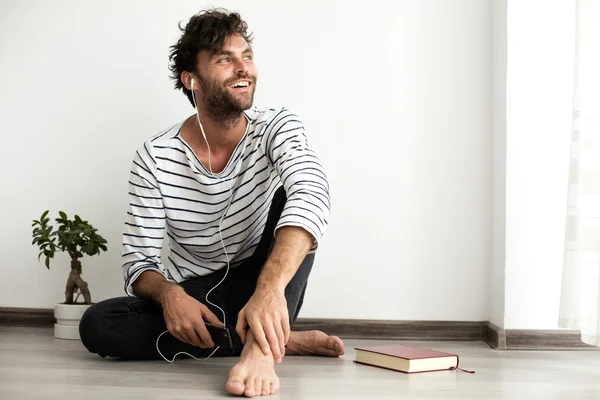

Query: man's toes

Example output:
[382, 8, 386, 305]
[271, 381, 280, 394]
[253, 379, 262, 398]
[261, 379, 270, 396]
[244, 379, 256, 398]
[321, 346, 341, 357]
[226, 380, 245, 396]
[328, 336, 344, 354]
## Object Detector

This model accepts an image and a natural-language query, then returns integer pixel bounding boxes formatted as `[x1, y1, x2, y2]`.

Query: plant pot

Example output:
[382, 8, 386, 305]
[54, 303, 91, 340]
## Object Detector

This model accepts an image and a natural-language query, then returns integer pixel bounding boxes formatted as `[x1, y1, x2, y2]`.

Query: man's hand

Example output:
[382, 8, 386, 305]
[160, 285, 224, 348]
[234, 226, 314, 363]
[236, 288, 290, 363]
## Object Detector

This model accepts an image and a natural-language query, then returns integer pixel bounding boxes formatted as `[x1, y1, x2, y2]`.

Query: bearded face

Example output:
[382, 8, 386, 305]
[197, 71, 257, 123]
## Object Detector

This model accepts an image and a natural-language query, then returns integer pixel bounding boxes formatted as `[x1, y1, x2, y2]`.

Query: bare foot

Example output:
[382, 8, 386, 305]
[226, 331, 280, 397]
[285, 330, 345, 357]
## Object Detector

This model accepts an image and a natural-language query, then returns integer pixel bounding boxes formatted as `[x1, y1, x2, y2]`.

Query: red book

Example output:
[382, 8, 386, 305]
[354, 344, 472, 374]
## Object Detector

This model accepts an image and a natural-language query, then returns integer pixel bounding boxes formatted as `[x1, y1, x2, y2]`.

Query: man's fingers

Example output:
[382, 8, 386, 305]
[275, 322, 285, 359]
[236, 314, 248, 344]
[249, 319, 271, 356]
[171, 331, 189, 345]
[169, 325, 195, 346]
[282, 314, 290, 345]
[201, 305, 224, 326]
[264, 323, 282, 361]
[181, 322, 203, 347]
[195, 321, 215, 348]
[186, 326, 206, 347]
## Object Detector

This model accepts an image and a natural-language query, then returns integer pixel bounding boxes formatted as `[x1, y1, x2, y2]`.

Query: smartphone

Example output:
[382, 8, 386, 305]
[205, 322, 234, 349]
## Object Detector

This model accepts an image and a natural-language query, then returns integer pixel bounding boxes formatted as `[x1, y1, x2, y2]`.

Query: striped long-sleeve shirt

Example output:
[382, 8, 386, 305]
[121, 107, 331, 296]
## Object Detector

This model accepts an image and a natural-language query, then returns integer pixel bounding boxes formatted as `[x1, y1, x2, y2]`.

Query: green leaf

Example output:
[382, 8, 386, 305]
[41, 210, 49, 219]
[85, 242, 94, 255]
[44, 257, 50, 269]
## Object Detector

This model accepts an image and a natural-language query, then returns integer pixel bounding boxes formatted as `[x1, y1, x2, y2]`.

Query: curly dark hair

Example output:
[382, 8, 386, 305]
[168, 8, 254, 107]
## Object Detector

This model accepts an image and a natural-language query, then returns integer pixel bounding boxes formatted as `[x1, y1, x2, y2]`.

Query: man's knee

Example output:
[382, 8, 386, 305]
[79, 302, 106, 356]
[79, 296, 134, 356]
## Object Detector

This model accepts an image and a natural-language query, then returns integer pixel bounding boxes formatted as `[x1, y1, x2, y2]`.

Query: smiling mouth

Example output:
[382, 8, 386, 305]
[228, 80, 251, 88]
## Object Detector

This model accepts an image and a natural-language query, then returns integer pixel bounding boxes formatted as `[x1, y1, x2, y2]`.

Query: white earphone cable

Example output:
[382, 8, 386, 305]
[155, 78, 239, 363]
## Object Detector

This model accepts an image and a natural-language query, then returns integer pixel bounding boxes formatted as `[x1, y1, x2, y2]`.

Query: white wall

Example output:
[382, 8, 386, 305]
[0, 0, 491, 321]
[490, 0, 507, 328]
[504, 0, 575, 329]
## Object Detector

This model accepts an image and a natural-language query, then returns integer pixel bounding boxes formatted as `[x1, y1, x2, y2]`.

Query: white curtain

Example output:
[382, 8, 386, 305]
[559, 0, 600, 347]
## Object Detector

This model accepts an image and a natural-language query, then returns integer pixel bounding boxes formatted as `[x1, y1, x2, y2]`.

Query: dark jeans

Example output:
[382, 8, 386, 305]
[79, 186, 314, 360]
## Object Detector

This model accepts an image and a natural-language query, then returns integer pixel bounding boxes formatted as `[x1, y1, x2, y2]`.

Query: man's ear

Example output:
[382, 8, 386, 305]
[182, 72, 195, 91]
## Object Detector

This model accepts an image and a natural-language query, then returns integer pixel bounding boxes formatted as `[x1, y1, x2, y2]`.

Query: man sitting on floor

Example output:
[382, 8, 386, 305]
[79, 7, 344, 398]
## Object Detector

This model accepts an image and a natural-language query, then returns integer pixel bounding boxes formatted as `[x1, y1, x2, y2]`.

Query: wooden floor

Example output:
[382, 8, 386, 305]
[1, 326, 599, 399]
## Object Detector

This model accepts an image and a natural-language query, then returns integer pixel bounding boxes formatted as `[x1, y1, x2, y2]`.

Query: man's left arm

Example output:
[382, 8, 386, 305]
[235, 225, 314, 363]
[235, 109, 331, 363]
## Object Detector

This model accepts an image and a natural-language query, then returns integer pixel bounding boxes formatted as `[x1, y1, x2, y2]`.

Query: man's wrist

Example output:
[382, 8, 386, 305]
[157, 282, 184, 305]
[256, 275, 286, 294]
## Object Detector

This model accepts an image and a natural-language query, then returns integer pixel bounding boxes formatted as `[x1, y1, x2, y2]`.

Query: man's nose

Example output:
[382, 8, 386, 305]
[233, 57, 247, 75]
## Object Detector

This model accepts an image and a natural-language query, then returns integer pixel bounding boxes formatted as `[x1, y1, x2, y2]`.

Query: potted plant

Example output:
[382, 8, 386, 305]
[32, 210, 107, 339]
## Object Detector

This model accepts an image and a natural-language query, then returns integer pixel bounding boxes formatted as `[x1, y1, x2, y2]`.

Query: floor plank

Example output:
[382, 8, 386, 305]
[0, 326, 599, 399]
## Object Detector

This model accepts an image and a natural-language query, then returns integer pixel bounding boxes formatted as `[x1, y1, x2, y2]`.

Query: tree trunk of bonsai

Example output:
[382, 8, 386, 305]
[65, 260, 92, 304]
